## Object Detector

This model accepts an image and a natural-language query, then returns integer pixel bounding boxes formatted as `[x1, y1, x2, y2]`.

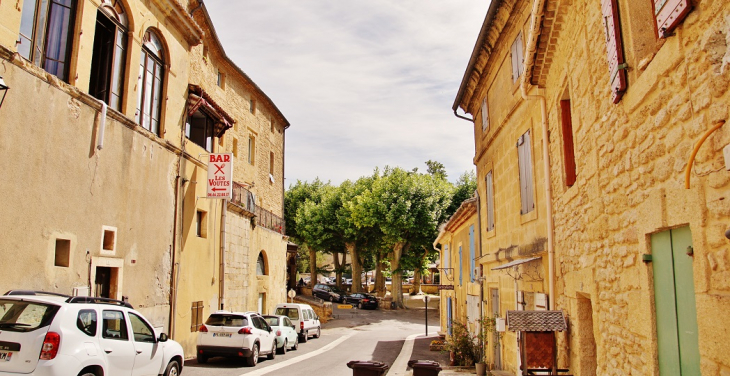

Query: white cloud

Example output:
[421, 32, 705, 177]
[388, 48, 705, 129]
[204, 0, 489, 185]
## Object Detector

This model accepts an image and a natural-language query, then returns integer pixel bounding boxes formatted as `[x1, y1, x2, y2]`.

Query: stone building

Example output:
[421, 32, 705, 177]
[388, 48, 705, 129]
[0, 0, 290, 358]
[454, 0, 730, 374]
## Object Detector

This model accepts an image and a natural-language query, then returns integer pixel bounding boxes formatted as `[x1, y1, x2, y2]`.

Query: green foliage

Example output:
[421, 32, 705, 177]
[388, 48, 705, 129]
[443, 320, 478, 367]
[445, 170, 477, 219]
[285, 179, 329, 242]
[425, 160, 447, 180]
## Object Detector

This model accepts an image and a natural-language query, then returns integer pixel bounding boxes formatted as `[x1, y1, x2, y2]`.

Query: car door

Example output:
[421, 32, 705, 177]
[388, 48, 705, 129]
[127, 311, 164, 376]
[252, 316, 274, 353]
[283, 317, 297, 345]
[99, 310, 136, 375]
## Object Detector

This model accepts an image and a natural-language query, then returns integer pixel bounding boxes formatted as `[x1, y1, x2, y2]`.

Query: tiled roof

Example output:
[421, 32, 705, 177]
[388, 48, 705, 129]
[506, 310, 567, 332]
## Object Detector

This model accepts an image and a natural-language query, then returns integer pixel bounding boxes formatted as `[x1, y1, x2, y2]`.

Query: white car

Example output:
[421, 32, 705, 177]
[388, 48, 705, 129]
[274, 303, 320, 343]
[196, 311, 276, 367]
[263, 315, 298, 354]
[0, 290, 184, 376]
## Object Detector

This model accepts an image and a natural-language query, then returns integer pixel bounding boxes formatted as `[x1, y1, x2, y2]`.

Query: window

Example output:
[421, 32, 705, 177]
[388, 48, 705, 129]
[560, 95, 576, 187]
[601, 0, 627, 103]
[511, 31, 524, 83]
[186, 108, 215, 152]
[481, 97, 489, 132]
[458, 245, 463, 285]
[486, 171, 495, 231]
[102, 310, 129, 340]
[250, 98, 256, 114]
[232, 137, 239, 158]
[136, 29, 164, 135]
[196, 210, 207, 238]
[217, 70, 225, 87]
[55, 238, 70, 267]
[517, 130, 535, 214]
[248, 136, 256, 165]
[191, 301, 203, 332]
[655, 0, 692, 38]
[18, 0, 77, 82]
[256, 252, 266, 275]
[76, 309, 97, 337]
[129, 312, 155, 343]
[89, 1, 128, 111]
[101, 226, 116, 253]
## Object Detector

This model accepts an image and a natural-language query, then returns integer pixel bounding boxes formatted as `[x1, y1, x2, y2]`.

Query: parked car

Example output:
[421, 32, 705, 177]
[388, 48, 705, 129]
[196, 310, 276, 366]
[312, 284, 345, 303]
[0, 290, 183, 376]
[274, 303, 320, 343]
[263, 315, 299, 354]
[344, 293, 379, 309]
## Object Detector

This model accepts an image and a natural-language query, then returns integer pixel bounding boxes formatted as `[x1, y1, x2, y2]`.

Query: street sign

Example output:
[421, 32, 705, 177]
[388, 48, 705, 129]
[207, 153, 233, 199]
[438, 285, 454, 290]
[337, 304, 353, 309]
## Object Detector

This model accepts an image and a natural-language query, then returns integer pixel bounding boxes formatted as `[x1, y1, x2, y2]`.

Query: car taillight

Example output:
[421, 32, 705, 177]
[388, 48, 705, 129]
[200, 324, 208, 333]
[39, 332, 60, 360]
[363, 299, 369, 302]
[238, 327, 252, 334]
[276, 330, 281, 336]
[300, 322, 304, 331]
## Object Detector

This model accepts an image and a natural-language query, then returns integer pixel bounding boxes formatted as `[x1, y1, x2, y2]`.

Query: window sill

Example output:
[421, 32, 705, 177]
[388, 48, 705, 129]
[520, 209, 538, 225]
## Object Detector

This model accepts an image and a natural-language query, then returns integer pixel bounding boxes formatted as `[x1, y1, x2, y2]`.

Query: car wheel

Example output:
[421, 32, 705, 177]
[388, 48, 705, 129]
[358, 302, 363, 309]
[292, 336, 299, 351]
[197, 352, 208, 364]
[268, 342, 276, 360]
[300, 331, 308, 343]
[329, 295, 335, 302]
[164, 360, 180, 376]
[246, 343, 259, 367]
[278, 339, 287, 354]
[313, 327, 321, 338]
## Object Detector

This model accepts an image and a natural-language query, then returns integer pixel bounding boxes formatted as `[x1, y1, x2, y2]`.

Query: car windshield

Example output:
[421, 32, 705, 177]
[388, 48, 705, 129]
[274, 307, 299, 320]
[263, 316, 279, 326]
[205, 314, 247, 327]
[0, 299, 60, 332]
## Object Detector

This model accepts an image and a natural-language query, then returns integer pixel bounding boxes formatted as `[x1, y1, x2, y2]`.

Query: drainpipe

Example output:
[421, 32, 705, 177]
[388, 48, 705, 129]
[95, 99, 107, 150]
[475, 189, 485, 361]
[220, 198, 227, 310]
[521, 0, 555, 311]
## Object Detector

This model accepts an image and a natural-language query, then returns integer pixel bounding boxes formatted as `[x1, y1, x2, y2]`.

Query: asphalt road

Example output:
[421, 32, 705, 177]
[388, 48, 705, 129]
[182, 303, 440, 376]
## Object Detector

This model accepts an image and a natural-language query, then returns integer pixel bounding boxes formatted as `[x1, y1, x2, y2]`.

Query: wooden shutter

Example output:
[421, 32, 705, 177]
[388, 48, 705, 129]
[486, 171, 495, 231]
[601, 0, 627, 103]
[517, 131, 535, 214]
[481, 98, 489, 132]
[654, 0, 692, 38]
[511, 32, 524, 82]
[191, 301, 203, 331]
[560, 100, 576, 186]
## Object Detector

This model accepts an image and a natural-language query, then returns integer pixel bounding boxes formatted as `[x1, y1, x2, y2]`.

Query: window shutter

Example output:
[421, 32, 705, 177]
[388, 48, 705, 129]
[560, 100, 576, 186]
[523, 131, 535, 212]
[601, 0, 627, 103]
[518, 136, 528, 214]
[511, 32, 524, 82]
[486, 171, 495, 231]
[481, 98, 489, 132]
[459, 246, 463, 285]
[654, 0, 692, 38]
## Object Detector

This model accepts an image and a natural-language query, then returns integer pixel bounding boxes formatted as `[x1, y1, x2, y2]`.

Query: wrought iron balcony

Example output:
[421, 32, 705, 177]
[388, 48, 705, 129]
[231, 182, 286, 235]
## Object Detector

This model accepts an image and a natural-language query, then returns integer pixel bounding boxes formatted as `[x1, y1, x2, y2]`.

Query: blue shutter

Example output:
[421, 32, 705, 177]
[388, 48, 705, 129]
[447, 297, 453, 335]
[469, 226, 475, 282]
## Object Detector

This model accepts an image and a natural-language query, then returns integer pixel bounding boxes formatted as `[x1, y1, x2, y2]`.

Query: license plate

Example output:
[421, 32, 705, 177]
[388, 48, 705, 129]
[0, 351, 12, 362]
[212, 332, 232, 338]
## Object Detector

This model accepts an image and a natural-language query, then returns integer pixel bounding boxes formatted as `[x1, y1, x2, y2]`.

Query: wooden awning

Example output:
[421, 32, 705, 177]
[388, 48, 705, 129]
[187, 84, 235, 137]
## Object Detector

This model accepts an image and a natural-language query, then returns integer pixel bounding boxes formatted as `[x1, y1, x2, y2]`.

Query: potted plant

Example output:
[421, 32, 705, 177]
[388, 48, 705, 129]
[443, 320, 478, 367]
[475, 315, 498, 376]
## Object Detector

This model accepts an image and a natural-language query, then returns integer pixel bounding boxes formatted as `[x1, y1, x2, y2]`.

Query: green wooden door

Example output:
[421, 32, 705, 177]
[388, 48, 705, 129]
[651, 227, 701, 376]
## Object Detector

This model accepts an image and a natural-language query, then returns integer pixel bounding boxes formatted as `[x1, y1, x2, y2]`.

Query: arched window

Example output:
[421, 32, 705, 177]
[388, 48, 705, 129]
[136, 29, 164, 135]
[256, 252, 267, 276]
[18, 0, 78, 82]
[89, 0, 128, 111]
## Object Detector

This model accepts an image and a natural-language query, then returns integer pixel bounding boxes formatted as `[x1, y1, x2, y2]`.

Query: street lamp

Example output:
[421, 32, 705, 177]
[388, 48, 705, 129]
[0, 76, 8, 110]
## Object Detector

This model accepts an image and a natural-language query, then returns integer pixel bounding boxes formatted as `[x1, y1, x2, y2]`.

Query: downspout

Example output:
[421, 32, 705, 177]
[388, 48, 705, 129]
[521, 0, 555, 310]
[95, 99, 107, 150]
[475, 189, 485, 362]
[220, 198, 227, 310]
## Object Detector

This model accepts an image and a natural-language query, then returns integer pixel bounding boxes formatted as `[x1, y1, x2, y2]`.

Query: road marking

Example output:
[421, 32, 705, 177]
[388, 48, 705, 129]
[239, 333, 356, 376]
[388, 333, 421, 376]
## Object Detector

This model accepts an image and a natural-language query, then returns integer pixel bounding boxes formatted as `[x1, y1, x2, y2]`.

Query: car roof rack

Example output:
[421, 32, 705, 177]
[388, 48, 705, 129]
[66, 296, 134, 308]
[4, 290, 71, 298]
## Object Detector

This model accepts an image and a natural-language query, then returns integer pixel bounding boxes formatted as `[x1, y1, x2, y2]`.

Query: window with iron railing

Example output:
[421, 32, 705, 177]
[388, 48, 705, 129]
[231, 182, 285, 235]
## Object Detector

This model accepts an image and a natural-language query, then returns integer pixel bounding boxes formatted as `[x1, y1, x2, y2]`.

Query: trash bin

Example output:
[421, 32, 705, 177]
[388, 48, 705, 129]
[346, 360, 389, 376]
[407, 360, 442, 376]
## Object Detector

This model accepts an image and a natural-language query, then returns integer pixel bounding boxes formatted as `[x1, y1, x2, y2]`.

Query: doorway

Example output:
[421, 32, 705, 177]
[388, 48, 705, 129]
[94, 266, 118, 299]
[576, 294, 597, 375]
[651, 226, 700, 375]
[491, 288, 501, 369]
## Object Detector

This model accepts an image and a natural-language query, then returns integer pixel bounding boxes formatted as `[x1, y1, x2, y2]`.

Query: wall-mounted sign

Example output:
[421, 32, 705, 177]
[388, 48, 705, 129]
[438, 285, 454, 290]
[207, 153, 233, 199]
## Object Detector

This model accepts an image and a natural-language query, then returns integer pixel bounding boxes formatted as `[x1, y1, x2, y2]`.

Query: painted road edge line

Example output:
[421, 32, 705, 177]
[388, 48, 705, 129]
[239, 333, 357, 376]
[388, 333, 421, 376]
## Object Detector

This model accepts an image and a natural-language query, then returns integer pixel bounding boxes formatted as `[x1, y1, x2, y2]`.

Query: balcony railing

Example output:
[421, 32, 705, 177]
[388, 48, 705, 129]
[231, 182, 286, 235]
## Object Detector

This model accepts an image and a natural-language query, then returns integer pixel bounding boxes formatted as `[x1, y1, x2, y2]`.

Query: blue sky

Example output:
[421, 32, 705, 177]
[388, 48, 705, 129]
[204, 1, 490, 186]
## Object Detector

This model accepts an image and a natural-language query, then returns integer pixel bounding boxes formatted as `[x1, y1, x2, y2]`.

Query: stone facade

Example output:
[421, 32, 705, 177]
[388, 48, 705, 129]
[455, 0, 730, 375]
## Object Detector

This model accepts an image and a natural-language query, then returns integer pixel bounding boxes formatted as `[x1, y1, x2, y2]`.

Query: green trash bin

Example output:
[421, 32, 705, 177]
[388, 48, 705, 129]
[346, 361, 389, 376]
[407, 360, 442, 376]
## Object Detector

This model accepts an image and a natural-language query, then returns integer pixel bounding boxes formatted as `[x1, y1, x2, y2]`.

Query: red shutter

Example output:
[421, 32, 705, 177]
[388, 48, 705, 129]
[560, 100, 576, 187]
[654, 0, 692, 38]
[601, 0, 627, 104]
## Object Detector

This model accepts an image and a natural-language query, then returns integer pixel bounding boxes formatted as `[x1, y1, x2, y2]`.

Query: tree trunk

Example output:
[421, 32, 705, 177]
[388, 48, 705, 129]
[412, 248, 427, 295]
[375, 252, 386, 297]
[333, 251, 342, 289]
[309, 247, 317, 288]
[347, 242, 363, 292]
[390, 242, 407, 308]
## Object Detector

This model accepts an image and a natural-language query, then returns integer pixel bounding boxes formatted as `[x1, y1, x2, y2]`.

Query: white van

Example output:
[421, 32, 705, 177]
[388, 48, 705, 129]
[274, 303, 320, 342]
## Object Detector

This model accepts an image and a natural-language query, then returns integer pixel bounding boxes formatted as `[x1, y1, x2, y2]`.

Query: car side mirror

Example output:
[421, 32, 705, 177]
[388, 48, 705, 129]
[291, 325, 296, 330]
[158, 333, 168, 342]
[268, 327, 273, 333]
